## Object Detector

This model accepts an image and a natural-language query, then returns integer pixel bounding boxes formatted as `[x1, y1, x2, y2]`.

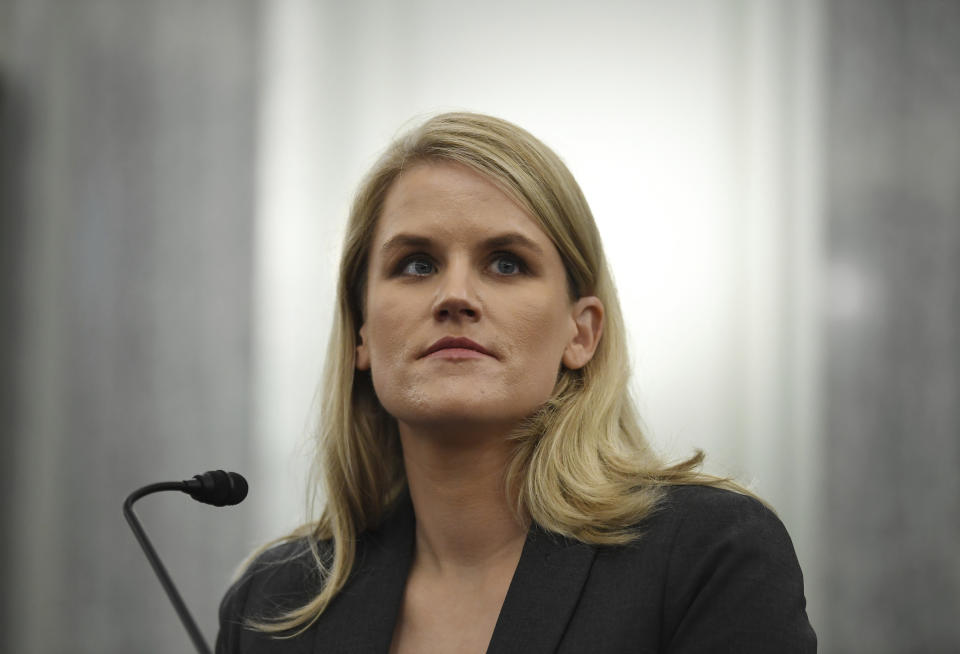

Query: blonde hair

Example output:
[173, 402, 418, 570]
[252, 112, 738, 635]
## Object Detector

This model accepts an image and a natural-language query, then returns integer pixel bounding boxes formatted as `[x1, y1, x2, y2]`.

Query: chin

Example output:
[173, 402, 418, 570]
[373, 375, 553, 431]
[385, 395, 536, 432]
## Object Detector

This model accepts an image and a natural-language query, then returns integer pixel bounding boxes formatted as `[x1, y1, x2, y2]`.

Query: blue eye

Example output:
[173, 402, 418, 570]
[491, 254, 523, 276]
[401, 257, 434, 276]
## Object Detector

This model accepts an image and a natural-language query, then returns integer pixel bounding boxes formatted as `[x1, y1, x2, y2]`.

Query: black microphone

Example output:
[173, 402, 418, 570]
[183, 469, 249, 507]
[123, 470, 249, 654]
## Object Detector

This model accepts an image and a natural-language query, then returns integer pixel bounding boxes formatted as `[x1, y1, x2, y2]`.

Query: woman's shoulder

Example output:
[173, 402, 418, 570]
[217, 538, 329, 638]
[636, 484, 816, 650]
[649, 484, 794, 554]
[655, 483, 778, 528]
[229, 537, 328, 596]
[252, 536, 327, 568]
[622, 483, 801, 579]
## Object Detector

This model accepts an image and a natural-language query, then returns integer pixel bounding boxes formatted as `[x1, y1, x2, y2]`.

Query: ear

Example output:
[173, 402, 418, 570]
[562, 296, 604, 370]
[355, 323, 371, 370]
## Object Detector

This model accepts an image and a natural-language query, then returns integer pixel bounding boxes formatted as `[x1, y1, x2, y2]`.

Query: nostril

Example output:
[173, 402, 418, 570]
[433, 294, 481, 321]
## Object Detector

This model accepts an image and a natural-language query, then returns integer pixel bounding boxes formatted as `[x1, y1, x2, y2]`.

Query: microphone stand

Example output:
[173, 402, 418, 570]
[124, 482, 212, 654]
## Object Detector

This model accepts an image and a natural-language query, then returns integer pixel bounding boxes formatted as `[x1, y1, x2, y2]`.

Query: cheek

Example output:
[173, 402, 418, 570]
[366, 312, 407, 368]
[363, 292, 425, 409]
[364, 303, 434, 421]
[506, 300, 572, 383]
[366, 321, 418, 413]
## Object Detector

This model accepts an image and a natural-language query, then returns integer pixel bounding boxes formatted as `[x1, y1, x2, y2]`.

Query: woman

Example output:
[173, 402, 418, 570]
[217, 112, 816, 653]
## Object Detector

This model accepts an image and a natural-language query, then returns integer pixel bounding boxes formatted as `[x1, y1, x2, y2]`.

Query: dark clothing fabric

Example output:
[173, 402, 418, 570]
[216, 485, 816, 653]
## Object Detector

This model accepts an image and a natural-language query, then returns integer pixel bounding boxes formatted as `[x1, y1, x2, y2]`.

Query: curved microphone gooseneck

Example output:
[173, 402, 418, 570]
[123, 470, 249, 654]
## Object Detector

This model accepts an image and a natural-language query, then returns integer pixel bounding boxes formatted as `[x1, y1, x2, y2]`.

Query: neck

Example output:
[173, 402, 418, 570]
[398, 421, 530, 576]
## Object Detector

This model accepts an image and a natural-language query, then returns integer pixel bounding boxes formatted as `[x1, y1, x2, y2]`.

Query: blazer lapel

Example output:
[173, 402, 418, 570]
[487, 525, 597, 654]
[310, 497, 415, 653]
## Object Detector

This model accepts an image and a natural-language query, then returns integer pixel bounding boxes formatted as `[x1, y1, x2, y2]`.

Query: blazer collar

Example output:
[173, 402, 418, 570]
[487, 524, 597, 653]
[312, 493, 597, 653]
[309, 496, 416, 652]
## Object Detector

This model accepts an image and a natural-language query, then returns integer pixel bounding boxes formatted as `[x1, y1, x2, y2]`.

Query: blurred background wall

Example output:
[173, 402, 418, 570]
[1, 1, 957, 652]
[824, 2, 959, 651]
[1, 1, 260, 651]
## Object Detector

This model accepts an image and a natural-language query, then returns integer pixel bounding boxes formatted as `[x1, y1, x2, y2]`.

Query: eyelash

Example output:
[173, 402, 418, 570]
[395, 252, 527, 277]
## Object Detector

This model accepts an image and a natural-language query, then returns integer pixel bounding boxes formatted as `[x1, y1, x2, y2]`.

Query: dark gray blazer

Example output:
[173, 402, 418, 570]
[216, 485, 816, 653]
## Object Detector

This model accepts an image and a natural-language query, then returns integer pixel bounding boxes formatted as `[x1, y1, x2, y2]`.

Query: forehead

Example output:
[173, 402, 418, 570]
[373, 161, 552, 247]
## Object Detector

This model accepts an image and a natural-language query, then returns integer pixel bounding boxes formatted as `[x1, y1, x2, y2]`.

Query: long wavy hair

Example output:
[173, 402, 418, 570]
[252, 112, 737, 635]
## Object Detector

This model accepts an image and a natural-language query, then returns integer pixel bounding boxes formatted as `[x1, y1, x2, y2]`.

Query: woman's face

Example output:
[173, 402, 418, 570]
[356, 160, 602, 434]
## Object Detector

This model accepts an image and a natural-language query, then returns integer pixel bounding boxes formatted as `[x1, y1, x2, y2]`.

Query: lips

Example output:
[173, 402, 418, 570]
[422, 336, 495, 359]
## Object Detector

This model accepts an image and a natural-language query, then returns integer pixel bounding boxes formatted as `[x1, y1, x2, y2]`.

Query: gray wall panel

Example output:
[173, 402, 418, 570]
[1, 2, 260, 651]
[824, 1, 960, 651]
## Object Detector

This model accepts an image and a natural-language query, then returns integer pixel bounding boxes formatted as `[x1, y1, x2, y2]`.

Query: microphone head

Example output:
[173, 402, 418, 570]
[185, 470, 248, 507]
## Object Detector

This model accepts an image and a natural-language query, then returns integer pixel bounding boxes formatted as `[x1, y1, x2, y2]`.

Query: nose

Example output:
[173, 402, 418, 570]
[432, 259, 481, 322]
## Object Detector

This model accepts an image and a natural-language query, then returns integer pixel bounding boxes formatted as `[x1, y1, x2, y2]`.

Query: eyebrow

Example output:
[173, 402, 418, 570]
[379, 232, 546, 257]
